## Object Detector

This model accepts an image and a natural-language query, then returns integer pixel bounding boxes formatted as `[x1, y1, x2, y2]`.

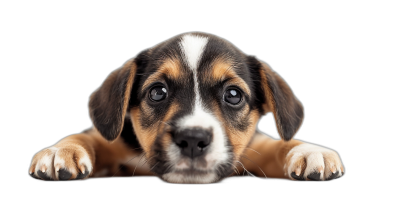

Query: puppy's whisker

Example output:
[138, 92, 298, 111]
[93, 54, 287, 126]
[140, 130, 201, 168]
[150, 162, 159, 170]
[232, 167, 240, 176]
[231, 144, 260, 154]
[132, 153, 146, 176]
[235, 160, 255, 177]
[111, 153, 142, 177]
[229, 144, 260, 155]
[226, 162, 240, 175]
[158, 121, 171, 127]
[235, 160, 247, 177]
[141, 158, 148, 167]
[235, 161, 247, 176]
[240, 155, 267, 178]
[140, 153, 159, 167]
[245, 147, 261, 155]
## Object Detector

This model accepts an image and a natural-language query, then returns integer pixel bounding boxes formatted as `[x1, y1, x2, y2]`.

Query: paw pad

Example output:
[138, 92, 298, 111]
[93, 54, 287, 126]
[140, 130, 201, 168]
[307, 172, 322, 181]
[37, 170, 52, 180]
[58, 169, 72, 180]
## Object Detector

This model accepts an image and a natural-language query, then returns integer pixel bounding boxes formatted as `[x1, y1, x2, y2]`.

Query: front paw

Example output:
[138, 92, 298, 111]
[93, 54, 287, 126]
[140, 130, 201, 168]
[285, 143, 344, 181]
[29, 145, 93, 180]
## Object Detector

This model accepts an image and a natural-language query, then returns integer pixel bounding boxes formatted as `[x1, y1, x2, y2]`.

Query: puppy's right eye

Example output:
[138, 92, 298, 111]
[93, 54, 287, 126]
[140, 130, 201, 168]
[223, 88, 242, 105]
[149, 86, 167, 102]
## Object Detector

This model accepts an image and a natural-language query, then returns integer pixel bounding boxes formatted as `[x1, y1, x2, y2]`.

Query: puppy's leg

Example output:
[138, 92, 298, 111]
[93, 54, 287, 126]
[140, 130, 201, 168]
[241, 132, 344, 181]
[29, 129, 149, 180]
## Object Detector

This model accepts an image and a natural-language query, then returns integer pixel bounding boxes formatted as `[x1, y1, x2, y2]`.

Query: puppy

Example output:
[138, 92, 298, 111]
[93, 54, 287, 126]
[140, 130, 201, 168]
[29, 32, 344, 183]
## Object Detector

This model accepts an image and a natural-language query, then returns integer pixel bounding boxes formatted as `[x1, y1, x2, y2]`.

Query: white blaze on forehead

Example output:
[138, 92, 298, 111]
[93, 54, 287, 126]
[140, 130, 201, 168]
[179, 34, 210, 118]
[179, 34, 208, 72]
[179, 34, 213, 125]
[179, 34, 208, 109]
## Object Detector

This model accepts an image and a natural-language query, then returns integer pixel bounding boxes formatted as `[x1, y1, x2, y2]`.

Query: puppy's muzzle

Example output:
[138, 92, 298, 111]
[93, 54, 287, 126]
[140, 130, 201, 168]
[173, 128, 212, 159]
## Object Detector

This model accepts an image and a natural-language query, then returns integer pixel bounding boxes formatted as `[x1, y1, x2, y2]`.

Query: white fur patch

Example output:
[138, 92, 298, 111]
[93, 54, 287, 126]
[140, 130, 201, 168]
[179, 34, 208, 114]
[179, 34, 208, 72]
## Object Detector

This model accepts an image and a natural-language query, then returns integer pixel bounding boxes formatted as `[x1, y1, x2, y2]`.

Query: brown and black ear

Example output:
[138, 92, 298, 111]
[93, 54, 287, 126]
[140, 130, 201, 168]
[89, 58, 137, 141]
[248, 56, 304, 141]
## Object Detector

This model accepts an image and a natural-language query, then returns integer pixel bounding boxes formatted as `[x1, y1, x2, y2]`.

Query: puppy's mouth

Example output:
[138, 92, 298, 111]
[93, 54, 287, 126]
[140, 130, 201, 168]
[161, 169, 219, 184]
[158, 158, 234, 184]
[174, 167, 210, 175]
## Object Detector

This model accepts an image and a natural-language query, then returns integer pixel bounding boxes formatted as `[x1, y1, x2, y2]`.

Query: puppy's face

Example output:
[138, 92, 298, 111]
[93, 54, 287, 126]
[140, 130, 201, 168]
[89, 33, 304, 183]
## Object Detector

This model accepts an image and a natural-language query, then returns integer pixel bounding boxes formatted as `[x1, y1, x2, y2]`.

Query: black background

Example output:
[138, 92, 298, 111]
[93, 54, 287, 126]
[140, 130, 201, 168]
[9, 3, 372, 210]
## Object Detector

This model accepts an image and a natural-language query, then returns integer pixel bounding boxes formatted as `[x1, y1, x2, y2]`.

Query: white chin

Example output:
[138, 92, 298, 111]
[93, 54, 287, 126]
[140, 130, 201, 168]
[162, 172, 218, 184]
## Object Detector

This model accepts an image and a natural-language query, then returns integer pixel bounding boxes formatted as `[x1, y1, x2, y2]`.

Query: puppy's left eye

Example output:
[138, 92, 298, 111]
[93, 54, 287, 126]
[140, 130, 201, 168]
[223, 88, 242, 105]
[149, 86, 167, 102]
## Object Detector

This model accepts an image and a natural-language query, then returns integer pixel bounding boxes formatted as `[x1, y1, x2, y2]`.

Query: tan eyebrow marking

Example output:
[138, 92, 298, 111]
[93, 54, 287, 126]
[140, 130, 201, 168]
[225, 76, 251, 97]
[211, 59, 251, 96]
[141, 73, 164, 92]
[142, 57, 182, 91]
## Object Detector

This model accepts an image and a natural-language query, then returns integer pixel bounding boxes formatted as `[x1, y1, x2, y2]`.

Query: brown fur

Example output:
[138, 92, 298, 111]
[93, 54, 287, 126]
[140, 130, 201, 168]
[142, 57, 182, 91]
[210, 58, 251, 96]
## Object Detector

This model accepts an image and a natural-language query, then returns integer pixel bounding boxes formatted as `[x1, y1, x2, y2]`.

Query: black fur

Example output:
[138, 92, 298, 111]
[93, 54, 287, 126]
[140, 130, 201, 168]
[120, 117, 142, 152]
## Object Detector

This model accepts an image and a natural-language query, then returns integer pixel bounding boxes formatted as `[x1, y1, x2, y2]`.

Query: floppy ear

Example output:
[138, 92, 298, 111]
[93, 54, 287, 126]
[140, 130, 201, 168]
[89, 58, 137, 141]
[249, 57, 304, 141]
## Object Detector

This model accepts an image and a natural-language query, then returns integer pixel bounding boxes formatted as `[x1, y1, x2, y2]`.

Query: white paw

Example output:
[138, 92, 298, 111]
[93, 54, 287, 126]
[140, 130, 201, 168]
[29, 145, 93, 180]
[285, 143, 344, 181]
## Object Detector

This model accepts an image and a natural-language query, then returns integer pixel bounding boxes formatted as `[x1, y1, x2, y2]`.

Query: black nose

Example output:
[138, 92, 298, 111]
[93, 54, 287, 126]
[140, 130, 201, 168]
[173, 128, 212, 158]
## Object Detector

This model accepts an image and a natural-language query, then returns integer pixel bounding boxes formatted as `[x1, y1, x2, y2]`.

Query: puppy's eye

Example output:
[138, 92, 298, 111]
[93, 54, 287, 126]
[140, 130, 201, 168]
[223, 88, 242, 105]
[149, 86, 167, 102]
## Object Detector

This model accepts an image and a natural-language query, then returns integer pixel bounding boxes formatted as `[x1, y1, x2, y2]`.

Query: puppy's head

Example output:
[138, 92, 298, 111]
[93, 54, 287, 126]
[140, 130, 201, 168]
[89, 32, 303, 183]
